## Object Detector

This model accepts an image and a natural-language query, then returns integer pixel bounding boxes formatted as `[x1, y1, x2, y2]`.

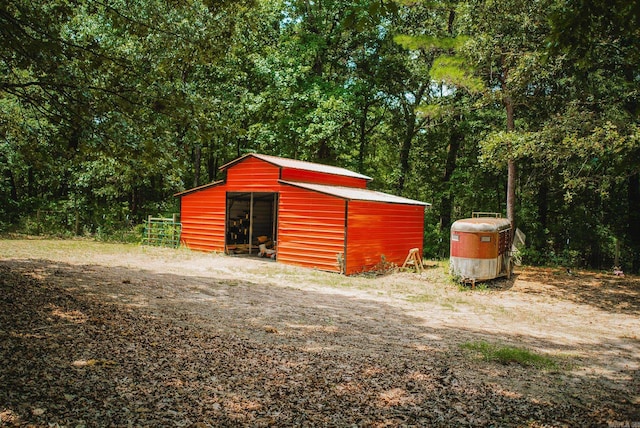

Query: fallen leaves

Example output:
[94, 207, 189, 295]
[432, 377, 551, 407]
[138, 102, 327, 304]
[0, 261, 638, 427]
[377, 388, 416, 407]
[49, 305, 88, 323]
[0, 409, 21, 425]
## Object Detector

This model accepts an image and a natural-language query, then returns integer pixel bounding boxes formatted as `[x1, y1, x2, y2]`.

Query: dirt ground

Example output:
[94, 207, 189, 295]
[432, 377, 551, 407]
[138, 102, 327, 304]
[1, 238, 639, 427]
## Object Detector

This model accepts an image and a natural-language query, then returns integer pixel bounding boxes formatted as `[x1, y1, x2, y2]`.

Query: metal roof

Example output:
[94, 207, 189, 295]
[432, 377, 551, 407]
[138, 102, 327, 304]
[173, 180, 224, 197]
[451, 217, 511, 233]
[280, 181, 430, 206]
[220, 153, 373, 181]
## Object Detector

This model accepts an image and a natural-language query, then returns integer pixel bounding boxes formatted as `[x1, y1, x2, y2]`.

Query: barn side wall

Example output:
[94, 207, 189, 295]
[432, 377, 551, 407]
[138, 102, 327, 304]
[345, 201, 424, 275]
[280, 168, 368, 188]
[180, 185, 226, 252]
[277, 186, 346, 272]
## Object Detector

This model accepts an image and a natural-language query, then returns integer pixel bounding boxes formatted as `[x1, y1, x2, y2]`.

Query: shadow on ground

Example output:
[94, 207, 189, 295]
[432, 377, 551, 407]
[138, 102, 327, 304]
[513, 266, 640, 315]
[1, 260, 638, 427]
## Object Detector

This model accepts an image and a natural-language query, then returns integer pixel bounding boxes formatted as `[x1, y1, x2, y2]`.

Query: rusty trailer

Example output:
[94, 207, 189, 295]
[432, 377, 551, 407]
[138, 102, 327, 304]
[450, 213, 512, 286]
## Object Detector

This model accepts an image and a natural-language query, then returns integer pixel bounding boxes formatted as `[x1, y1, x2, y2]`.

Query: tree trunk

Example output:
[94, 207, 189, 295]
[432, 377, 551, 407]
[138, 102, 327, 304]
[537, 179, 548, 229]
[357, 98, 384, 174]
[5, 168, 18, 202]
[504, 91, 516, 233]
[130, 188, 138, 218]
[207, 146, 217, 182]
[193, 143, 201, 188]
[536, 178, 549, 249]
[26, 166, 33, 198]
[440, 118, 462, 232]
[357, 109, 368, 173]
[397, 115, 415, 192]
[440, 9, 460, 232]
[628, 172, 640, 273]
[397, 84, 427, 193]
[507, 159, 516, 229]
[317, 139, 332, 160]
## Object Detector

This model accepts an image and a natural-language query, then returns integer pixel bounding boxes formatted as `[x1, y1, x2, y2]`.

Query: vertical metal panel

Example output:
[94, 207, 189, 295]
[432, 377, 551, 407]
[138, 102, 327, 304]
[277, 186, 346, 272]
[226, 156, 283, 192]
[498, 229, 511, 256]
[281, 168, 368, 188]
[180, 185, 226, 252]
[345, 201, 425, 275]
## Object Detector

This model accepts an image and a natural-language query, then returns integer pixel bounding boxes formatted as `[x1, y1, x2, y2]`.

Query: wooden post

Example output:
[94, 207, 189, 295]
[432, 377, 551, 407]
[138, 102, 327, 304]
[75, 211, 80, 236]
[272, 193, 277, 242]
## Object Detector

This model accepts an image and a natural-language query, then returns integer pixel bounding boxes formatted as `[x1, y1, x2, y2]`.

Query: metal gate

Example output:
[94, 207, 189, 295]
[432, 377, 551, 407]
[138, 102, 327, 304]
[143, 215, 181, 248]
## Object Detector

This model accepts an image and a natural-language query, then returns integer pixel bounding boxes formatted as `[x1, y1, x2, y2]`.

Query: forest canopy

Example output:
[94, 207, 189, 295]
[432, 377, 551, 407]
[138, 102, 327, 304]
[1, 0, 639, 271]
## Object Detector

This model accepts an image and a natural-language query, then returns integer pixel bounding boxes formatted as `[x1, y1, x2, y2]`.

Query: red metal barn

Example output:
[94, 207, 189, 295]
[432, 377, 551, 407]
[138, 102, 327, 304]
[175, 153, 429, 275]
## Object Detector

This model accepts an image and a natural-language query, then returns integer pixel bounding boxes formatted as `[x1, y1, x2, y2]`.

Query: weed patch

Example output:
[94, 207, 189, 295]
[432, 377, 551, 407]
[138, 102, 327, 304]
[406, 293, 435, 303]
[461, 340, 558, 369]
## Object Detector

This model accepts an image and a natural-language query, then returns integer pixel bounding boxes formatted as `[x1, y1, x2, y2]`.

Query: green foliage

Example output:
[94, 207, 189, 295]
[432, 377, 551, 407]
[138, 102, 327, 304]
[423, 220, 447, 259]
[95, 224, 146, 244]
[520, 247, 581, 269]
[394, 34, 469, 51]
[0, 0, 638, 271]
[429, 55, 484, 93]
[461, 341, 559, 369]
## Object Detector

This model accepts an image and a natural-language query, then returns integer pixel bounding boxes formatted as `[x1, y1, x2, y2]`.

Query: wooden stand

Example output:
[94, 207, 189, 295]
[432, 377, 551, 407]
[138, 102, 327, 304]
[402, 248, 424, 273]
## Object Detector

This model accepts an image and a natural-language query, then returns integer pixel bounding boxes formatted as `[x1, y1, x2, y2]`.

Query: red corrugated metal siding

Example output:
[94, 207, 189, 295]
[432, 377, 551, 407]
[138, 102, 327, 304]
[277, 186, 346, 272]
[450, 232, 498, 259]
[225, 156, 282, 192]
[345, 201, 424, 275]
[178, 155, 427, 274]
[180, 185, 226, 252]
[281, 168, 368, 188]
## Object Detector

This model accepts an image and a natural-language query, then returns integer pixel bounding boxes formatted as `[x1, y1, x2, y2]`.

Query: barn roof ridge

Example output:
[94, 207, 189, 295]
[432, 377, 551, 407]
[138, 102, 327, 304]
[220, 153, 373, 181]
[280, 180, 430, 206]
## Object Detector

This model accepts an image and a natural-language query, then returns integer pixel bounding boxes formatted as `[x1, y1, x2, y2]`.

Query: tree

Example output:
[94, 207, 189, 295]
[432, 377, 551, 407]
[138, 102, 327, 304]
[393, 1, 483, 231]
[460, 0, 554, 232]
[545, 0, 640, 271]
[1, 0, 254, 229]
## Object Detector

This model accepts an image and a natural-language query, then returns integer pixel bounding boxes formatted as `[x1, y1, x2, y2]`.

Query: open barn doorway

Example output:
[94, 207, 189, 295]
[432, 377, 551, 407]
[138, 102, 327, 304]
[225, 192, 278, 256]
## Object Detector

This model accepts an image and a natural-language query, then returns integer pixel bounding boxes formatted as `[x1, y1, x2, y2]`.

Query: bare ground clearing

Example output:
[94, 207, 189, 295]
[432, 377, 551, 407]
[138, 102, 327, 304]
[1, 238, 639, 427]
